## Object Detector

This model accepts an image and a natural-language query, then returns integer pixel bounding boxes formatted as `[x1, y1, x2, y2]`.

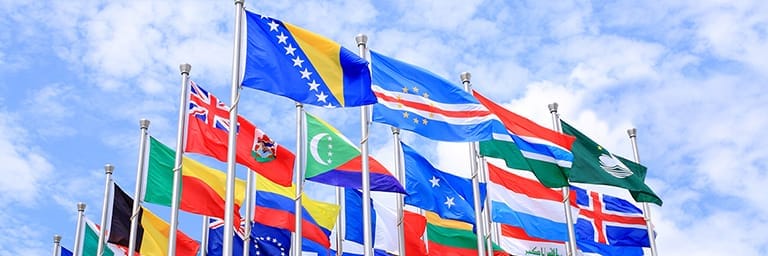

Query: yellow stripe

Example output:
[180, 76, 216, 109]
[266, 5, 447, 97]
[138, 207, 171, 255]
[424, 211, 473, 231]
[284, 22, 345, 106]
[256, 175, 340, 230]
[182, 156, 247, 205]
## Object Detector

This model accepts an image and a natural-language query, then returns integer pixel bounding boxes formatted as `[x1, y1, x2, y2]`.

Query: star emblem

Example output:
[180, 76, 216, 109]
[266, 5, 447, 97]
[422, 118, 428, 125]
[413, 118, 419, 124]
[276, 32, 288, 44]
[307, 80, 320, 91]
[413, 87, 420, 93]
[402, 87, 409, 93]
[402, 112, 410, 118]
[300, 68, 312, 79]
[284, 44, 296, 55]
[316, 91, 328, 102]
[422, 92, 430, 98]
[267, 20, 279, 31]
[429, 176, 440, 187]
[325, 102, 335, 108]
[292, 56, 304, 67]
[444, 196, 455, 208]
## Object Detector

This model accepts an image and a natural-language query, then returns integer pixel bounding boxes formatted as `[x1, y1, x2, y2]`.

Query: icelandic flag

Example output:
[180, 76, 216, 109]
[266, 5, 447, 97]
[572, 186, 651, 247]
[370, 50, 502, 142]
[241, 10, 376, 108]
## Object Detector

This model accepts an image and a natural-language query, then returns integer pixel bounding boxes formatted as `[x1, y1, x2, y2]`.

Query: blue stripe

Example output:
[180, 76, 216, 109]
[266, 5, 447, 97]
[255, 191, 328, 234]
[344, 188, 376, 244]
[307, 170, 406, 194]
[509, 133, 573, 163]
[577, 240, 644, 256]
[575, 219, 650, 247]
[490, 201, 569, 241]
[373, 104, 497, 142]
[603, 194, 643, 214]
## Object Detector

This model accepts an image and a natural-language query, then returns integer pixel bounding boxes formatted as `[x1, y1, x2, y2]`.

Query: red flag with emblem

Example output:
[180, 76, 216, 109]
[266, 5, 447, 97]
[184, 81, 294, 186]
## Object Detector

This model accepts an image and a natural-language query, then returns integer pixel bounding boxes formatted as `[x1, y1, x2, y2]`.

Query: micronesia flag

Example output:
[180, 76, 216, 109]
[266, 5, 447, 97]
[572, 186, 651, 247]
[370, 50, 501, 142]
[241, 10, 376, 108]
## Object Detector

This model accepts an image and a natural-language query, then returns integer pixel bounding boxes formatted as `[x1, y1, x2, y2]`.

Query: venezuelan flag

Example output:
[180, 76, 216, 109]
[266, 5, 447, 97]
[241, 10, 376, 108]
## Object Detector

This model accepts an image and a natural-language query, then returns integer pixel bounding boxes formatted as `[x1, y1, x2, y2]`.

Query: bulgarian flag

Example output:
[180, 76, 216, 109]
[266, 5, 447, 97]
[424, 211, 507, 256]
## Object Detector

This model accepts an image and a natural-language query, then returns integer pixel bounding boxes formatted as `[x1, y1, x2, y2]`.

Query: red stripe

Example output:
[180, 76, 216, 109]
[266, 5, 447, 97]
[474, 91, 575, 150]
[375, 91, 493, 118]
[334, 155, 393, 175]
[253, 206, 331, 247]
[487, 163, 563, 201]
[180, 176, 242, 221]
[500, 224, 560, 243]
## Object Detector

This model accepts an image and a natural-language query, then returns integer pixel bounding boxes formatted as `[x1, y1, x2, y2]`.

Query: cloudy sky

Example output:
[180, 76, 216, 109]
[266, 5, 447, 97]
[1, 0, 766, 255]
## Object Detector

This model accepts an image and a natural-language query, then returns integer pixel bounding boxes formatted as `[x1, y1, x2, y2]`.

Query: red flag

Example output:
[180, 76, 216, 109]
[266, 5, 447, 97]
[184, 81, 294, 186]
[404, 210, 428, 256]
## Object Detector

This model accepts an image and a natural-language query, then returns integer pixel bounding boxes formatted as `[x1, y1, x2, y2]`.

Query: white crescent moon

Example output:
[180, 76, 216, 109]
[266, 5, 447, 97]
[309, 133, 329, 165]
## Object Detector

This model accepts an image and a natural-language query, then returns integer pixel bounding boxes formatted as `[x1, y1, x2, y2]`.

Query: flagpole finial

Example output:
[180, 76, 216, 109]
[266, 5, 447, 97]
[548, 102, 559, 113]
[139, 119, 150, 129]
[627, 128, 637, 138]
[77, 202, 86, 212]
[53, 234, 61, 243]
[179, 63, 192, 75]
[234, 0, 244, 4]
[355, 34, 368, 47]
[460, 72, 471, 83]
[104, 164, 114, 174]
[391, 127, 400, 135]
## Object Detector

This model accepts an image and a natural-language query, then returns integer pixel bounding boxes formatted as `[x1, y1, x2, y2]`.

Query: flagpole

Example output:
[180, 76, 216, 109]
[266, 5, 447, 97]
[391, 127, 406, 256]
[481, 157, 498, 254]
[72, 202, 85, 256]
[355, 33, 374, 256]
[128, 119, 150, 256]
[335, 186, 345, 256]
[52, 235, 62, 256]
[459, 72, 486, 256]
[293, 103, 306, 256]
[418, 208, 429, 252]
[223, 0, 246, 253]
[97, 164, 114, 256]
[243, 169, 256, 256]
[547, 103, 578, 256]
[168, 63, 192, 255]
[627, 128, 658, 256]
[201, 216, 210, 256]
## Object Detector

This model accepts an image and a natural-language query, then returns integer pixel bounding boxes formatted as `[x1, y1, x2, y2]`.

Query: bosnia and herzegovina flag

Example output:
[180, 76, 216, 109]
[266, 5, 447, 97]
[241, 10, 376, 108]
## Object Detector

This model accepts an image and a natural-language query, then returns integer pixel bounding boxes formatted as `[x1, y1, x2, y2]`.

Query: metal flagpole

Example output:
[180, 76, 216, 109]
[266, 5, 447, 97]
[201, 216, 210, 256]
[355, 33, 374, 256]
[52, 235, 62, 256]
[627, 128, 658, 256]
[481, 157, 495, 255]
[391, 127, 407, 256]
[128, 119, 150, 256]
[72, 202, 86, 256]
[243, 169, 256, 256]
[335, 186, 345, 256]
[223, 0, 246, 253]
[418, 208, 429, 252]
[97, 164, 114, 256]
[547, 103, 579, 256]
[293, 103, 306, 256]
[168, 63, 192, 255]
[459, 72, 486, 256]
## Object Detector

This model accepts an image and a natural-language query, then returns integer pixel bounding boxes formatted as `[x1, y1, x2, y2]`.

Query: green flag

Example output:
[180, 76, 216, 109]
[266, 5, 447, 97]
[81, 218, 119, 256]
[561, 121, 662, 206]
[304, 112, 360, 179]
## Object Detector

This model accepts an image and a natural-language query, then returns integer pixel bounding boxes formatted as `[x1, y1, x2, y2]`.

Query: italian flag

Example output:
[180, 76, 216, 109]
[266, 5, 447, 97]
[424, 211, 507, 256]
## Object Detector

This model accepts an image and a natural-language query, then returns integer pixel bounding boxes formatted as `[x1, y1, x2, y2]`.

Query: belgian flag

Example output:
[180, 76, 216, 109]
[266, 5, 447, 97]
[107, 183, 199, 256]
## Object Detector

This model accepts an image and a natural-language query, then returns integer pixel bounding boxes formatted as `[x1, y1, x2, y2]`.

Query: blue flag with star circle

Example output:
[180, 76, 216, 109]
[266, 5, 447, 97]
[402, 142, 477, 224]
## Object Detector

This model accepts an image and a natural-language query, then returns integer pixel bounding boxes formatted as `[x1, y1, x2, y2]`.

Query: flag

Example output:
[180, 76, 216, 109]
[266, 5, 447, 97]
[185, 80, 294, 186]
[206, 218, 253, 256]
[60, 246, 74, 256]
[370, 50, 501, 142]
[402, 142, 476, 224]
[241, 10, 376, 108]
[424, 211, 507, 256]
[498, 224, 567, 256]
[487, 162, 576, 242]
[107, 183, 199, 256]
[577, 240, 643, 256]
[144, 136, 246, 220]
[304, 112, 405, 193]
[80, 218, 125, 256]
[342, 188, 377, 245]
[572, 186, 651, 247]
[253, 175, 340, 247]
[334, 188, 399, 254]
[561, 121, 662, 205]
[206, 217, 330, 256]
[403, 211, 428, 256]
[474, 91, 576, 188]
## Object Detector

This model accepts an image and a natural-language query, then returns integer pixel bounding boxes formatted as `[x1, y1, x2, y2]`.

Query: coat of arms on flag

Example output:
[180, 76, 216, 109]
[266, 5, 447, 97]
[252, 134, 277, 163]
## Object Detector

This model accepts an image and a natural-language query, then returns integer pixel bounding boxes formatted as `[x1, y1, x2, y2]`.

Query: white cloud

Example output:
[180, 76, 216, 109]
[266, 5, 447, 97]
[0, 110, 53, 204]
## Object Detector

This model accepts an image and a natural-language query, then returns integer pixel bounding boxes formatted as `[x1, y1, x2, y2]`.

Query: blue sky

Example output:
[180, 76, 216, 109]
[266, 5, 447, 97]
[1, 0, 767, 255]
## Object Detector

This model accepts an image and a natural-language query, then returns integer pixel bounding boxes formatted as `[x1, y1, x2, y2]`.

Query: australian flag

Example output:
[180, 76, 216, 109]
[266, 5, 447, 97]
[207, 218, 333, 256]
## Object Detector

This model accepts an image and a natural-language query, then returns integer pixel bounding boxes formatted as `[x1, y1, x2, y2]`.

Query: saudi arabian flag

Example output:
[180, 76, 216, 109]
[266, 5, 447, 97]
[304, 112, 360, 179]
[561, 121, 662, 206]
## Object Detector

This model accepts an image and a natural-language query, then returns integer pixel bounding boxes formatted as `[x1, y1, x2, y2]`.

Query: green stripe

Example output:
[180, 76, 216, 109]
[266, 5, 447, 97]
[143, 137, 176, 206]
[480, 138, 568, 188]
[426, 223, 503, 251]
[82, 222, 115, 256]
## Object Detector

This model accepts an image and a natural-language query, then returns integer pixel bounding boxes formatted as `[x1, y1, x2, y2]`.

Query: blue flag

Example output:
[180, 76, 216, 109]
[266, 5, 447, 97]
[440, 167, 487, 211]
[60, 247, 73, 256]
[207, 217, 332, 256]
[344, 188, 377, 245]
[370, 51, 502, 142]
[402, 142, 477, 224]
[577, 240, 644, 256]
[207, 218, 252, 256]
[572, 186, 652, 247]
[241, 10, 376, 108]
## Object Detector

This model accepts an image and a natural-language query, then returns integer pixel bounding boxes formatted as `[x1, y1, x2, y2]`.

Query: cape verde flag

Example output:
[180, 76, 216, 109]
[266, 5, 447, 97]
[370, 51, 501, 142]
[241, 10, 376, 108]
[572, 186, 651, 247]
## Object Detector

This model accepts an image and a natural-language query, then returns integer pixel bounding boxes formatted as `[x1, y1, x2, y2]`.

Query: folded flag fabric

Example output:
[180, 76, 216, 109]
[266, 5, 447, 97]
[206, 218, 253, 256]
[403, 210, 428, 256]
[60, 246, 74, 256]
[79, 218, 125, 256]
[561, 121, 662, 205]
[207, 217, 331, 256]
[370, 50, 501, 142]
[309, 154, 406, 193]
[241, 10, 376, 108]
[475, 91, 576, 188]
[144, 136, 246, 221]
[343, 188, 376, 245]
[333, 189, 399, 254]
[107, 183, 200, 256]
[572, 186, 650, 247]
[498, 224, 567, 256]
[185, 80, 294, 186]
[424, 211, 507, 256]
[578, 239, 644, 256]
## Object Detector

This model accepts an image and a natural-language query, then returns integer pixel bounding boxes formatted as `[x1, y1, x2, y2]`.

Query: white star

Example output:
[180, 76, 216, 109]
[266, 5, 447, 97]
[259, 14, 269, 19]
[276, 32, 288, 44]
[267, 20, 279, 31]
[316, 91, 329, 102]
[284, 44, 296, 56]
[292, 56, 304, 67]
[300, 68, 312, 79]
[325, 102, 335, 108]
[308, 80, 320, 91]
[429, 176, 440, 187]
[444, 196, 455, 208]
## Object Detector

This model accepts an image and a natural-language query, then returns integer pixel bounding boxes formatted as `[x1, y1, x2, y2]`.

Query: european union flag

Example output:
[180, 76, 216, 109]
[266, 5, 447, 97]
[241, 10, 376, 108]
[402, 142, 477, 224]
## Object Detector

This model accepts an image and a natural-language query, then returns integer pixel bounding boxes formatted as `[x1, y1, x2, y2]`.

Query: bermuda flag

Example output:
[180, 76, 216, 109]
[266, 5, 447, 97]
[370, 50, 501, 142]
[572, 186, 651, 247]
